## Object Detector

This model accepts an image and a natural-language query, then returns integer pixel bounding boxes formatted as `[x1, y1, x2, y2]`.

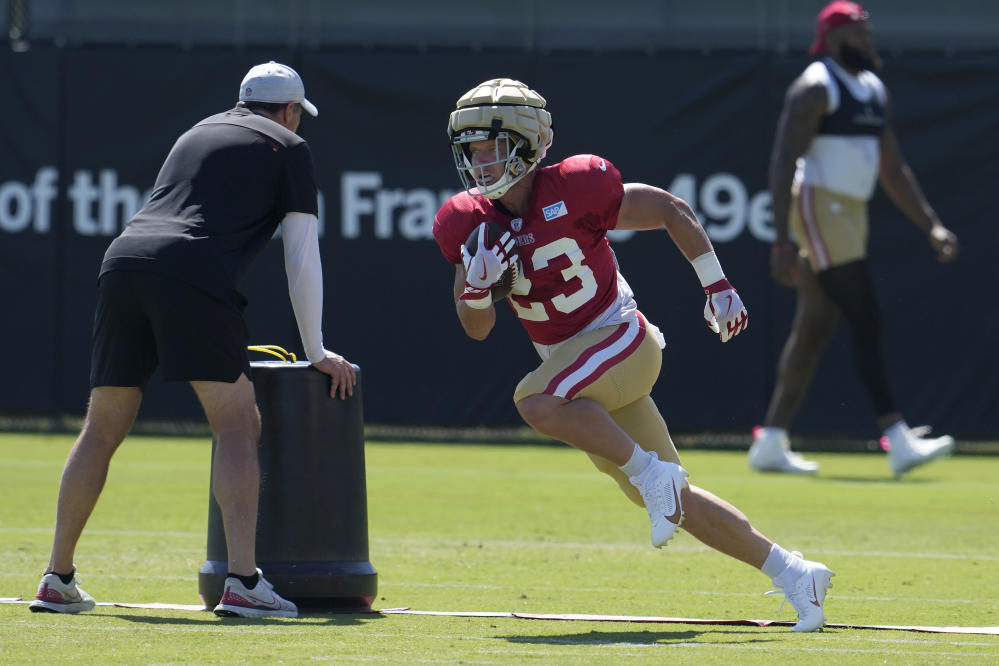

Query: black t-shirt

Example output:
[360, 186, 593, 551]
[101, 107, 318, 304]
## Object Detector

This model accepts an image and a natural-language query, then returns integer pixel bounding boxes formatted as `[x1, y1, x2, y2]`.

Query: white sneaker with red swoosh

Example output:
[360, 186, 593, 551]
[768, 553, 834, 632]
[214, 569, 297, 618]
[628, 454, 689, 548]
[28, 572, 96, 613]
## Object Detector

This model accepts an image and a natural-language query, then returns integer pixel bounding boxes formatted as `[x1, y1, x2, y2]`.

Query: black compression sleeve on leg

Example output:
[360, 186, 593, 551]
[815, 260, 897, 417]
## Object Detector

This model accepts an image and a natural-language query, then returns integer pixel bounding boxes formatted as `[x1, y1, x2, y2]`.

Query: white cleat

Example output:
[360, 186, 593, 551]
[886, 423, 955, 478]
[214, 569, 298, 619]
[768, 552, 834, 632]
[628, 453, 689, 548]
[749, 427, 819, 475]
[28, 572, 96, 614]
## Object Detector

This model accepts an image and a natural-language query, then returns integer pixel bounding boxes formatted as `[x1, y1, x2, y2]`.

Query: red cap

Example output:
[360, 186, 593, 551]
[809, 1, 870, 55]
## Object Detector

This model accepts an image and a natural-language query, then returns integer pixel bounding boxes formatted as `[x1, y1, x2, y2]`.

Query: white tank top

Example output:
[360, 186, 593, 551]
[794, 58, 888, 201]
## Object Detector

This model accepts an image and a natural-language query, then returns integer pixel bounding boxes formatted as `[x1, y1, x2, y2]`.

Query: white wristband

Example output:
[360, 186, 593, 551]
[691, 251, 725, 287]
[462, 294, 493, 310]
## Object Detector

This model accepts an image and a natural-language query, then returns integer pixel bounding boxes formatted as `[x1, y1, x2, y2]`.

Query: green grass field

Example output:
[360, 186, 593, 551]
[1, 432, 997, 664]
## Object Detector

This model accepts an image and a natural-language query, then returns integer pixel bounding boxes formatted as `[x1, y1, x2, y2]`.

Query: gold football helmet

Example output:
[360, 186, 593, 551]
[448, 78, 554, 199]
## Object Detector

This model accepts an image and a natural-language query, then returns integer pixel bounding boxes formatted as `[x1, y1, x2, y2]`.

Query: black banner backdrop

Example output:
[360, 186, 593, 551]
[1, 46, 996, 437]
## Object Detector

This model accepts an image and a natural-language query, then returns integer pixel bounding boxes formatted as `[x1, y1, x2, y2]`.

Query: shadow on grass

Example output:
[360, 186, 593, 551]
[106, 611, 389, 627]
[500, 628, 777, 646]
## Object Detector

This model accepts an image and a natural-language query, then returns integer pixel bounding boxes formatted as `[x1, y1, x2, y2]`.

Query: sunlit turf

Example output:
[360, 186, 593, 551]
[1, 432, 997, 664]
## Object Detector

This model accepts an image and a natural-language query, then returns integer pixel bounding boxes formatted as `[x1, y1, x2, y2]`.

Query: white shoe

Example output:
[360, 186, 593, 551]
[767, 552, 834, 632]
[749, 427, 819, 474]
[214, 569, 298, 618]
[28, 572, 96, 614]
[886, 423, 955, 478]
[628, 453, 689, 548]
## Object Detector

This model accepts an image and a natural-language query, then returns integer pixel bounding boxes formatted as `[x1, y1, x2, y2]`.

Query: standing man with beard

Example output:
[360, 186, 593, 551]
[749, 1, 960, 476]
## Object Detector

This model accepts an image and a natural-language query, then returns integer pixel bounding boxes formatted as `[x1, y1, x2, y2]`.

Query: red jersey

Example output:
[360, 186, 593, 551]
[434, 154, 626, 345]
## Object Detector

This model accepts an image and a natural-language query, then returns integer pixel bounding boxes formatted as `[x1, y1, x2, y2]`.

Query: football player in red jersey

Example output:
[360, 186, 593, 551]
[433, 78, 832, 631]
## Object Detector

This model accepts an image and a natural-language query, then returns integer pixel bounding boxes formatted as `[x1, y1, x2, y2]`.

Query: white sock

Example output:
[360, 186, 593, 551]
[619, 443, 655, 478]
[762, 544, 808, 588]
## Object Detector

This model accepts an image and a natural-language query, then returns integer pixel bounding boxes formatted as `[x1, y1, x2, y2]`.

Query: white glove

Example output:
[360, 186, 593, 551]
[459, 223, 516, 308]
[703, 278, 749, 343]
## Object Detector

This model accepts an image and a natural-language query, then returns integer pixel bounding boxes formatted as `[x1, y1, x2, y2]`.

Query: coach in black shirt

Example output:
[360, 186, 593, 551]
[29, 61, 353, 619]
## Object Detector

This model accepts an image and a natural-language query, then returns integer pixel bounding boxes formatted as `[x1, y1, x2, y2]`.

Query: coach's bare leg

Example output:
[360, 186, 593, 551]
[48, 387, 142, 574]
[517, 395, 635, 465]
[764, 258, 839, 428]
[680, 486, 773, 568]
[192, 374, 261, 576]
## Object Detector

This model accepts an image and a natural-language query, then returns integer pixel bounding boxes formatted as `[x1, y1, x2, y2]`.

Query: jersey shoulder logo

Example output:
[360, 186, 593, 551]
[511, 218, 523, 232]
[598, 158, 607, 171]
[542, 201, 568, 221]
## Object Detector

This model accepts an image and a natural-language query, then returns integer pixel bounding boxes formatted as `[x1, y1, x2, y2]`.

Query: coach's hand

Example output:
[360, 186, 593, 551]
[313, 351, 357, 399]
[703, 278, 749, 343]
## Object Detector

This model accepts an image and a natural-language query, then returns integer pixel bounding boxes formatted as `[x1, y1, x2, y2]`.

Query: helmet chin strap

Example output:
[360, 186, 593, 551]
[484, 155, 536, 199]
[508, 157, 526, 179]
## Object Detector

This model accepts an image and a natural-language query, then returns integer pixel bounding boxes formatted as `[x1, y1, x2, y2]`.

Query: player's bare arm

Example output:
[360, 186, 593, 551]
[768, 78, 829, 286]
[877, 93, 959, 262]
[616, 183, 714, 259]
[617, 183, 749, 343]
[453, 264, 496, 341]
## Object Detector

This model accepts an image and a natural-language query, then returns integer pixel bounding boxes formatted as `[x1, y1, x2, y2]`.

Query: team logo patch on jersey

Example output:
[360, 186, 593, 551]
[511, 218, 523, 232]
[542, 201, 568, 221]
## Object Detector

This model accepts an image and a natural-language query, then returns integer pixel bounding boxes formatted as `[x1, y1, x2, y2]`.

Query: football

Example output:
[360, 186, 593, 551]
[464, 221, 521, 302]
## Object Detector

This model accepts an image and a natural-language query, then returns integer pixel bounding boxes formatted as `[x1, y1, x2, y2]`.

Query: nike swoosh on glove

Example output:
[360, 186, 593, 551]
[703, 278, 749, 343]
[459, 223, 516, 309]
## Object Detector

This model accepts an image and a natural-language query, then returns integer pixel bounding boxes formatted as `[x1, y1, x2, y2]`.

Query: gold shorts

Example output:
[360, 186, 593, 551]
[791, 183, 868, 271]
[513, 313, 680, 506]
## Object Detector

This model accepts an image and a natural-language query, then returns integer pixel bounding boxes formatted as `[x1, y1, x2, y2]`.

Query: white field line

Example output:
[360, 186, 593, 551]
[0, 574, 986, 605]
[2, 618, 997, 656]
[0, 574, 989, 607]
[376, 580, 986, 605]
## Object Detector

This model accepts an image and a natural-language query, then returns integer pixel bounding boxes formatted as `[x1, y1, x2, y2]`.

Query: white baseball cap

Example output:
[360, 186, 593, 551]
[239, 61, 318, 117]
